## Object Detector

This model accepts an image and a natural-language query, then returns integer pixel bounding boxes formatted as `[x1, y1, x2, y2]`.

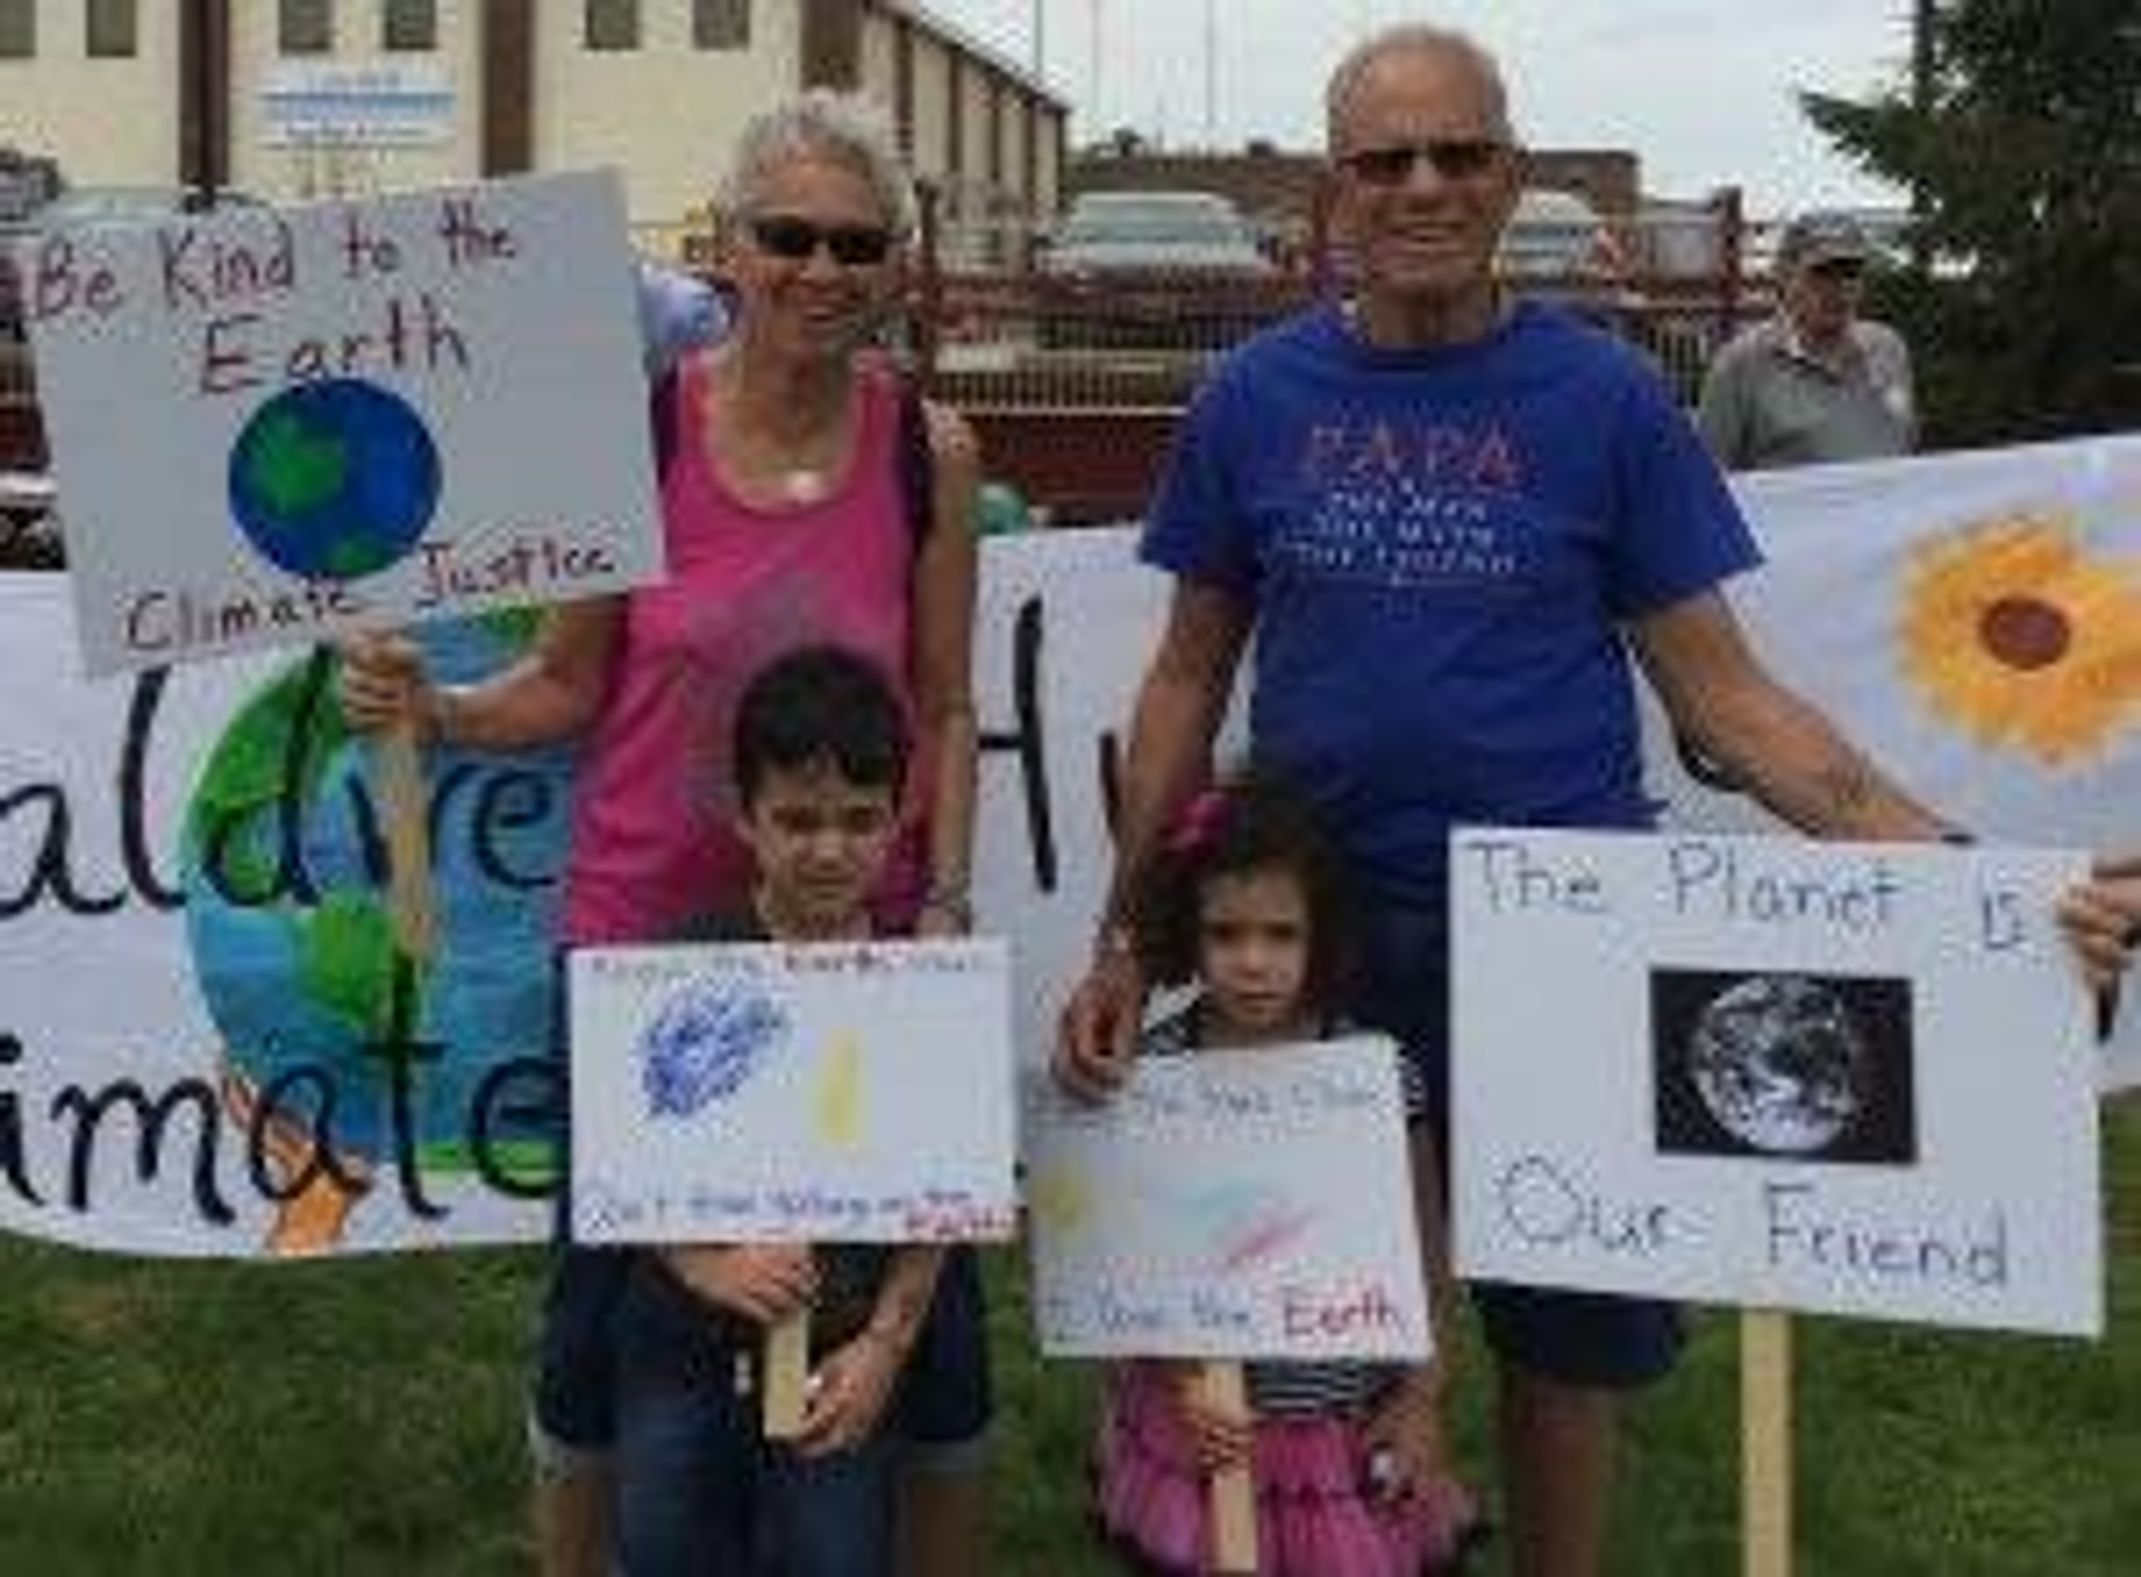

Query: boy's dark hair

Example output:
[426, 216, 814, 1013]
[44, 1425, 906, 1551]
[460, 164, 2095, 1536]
[732, 645, 909, 806]
[1133, 767, 1354, 1007]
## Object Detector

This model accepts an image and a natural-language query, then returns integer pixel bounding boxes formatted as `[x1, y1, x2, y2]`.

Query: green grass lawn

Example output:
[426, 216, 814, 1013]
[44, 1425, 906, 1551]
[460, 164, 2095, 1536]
[3, 1106, 2136, 1575]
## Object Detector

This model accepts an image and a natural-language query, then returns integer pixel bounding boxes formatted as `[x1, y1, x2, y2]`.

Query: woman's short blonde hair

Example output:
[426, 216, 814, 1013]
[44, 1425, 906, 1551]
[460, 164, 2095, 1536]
[718, 89, 917, 239]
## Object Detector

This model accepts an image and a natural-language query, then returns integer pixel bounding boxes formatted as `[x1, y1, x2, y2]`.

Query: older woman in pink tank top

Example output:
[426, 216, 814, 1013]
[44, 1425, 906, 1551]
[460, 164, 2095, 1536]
[342, 92, 984, 1577]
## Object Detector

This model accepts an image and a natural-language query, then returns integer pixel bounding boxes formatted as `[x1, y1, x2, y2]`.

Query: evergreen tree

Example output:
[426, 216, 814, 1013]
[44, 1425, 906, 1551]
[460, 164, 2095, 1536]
[1802, 1, 2140, 444]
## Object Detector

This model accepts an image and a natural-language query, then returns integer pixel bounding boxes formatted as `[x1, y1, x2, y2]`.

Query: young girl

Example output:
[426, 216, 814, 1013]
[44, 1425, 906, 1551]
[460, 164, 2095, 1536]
[1094, 770, 1480, 1576]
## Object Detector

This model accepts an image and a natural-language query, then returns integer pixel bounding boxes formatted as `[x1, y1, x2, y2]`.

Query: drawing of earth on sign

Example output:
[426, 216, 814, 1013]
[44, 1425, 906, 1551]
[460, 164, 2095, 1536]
[1685, 974, 1868, 1154]
[181, 612, 572, 1253]
[227, 378, 441, 581]
[639, 980, 790, 1119]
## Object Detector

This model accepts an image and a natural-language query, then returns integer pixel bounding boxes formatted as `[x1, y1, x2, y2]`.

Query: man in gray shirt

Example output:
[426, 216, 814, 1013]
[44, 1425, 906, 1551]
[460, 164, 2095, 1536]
[1698, 210, 1916, 469]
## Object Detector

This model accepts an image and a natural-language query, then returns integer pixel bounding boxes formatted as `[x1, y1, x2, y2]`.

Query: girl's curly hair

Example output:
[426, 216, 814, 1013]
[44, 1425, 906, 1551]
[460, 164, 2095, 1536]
[1132, 767, 1355, 1009]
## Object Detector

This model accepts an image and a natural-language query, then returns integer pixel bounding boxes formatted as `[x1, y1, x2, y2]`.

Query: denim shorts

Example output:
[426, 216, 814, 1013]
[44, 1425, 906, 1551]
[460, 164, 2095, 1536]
[612, 1318, 896, 1577]
[1352, 897, 1685, 1389]
[530, 1245, 995, 1472]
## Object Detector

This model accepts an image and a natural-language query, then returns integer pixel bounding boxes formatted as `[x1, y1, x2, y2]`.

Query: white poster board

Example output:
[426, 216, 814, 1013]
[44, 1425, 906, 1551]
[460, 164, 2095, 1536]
[1450, 826, 2103, 1337]
[570, 940, 1018, 1245]
[1025, 1037, 1432, 1361]
[16, 171, 662, 674]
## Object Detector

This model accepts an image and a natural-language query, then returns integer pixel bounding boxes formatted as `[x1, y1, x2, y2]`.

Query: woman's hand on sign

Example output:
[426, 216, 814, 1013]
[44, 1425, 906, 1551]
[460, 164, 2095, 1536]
[794, 1327, 905, 1457]
[337, 631, 437, 739]
[2057, 853, 2141, 994]
[1161, 1362, 1253, 1473]
[663, 1243, 817, 1326]
[1053, 940, 1146, 1103]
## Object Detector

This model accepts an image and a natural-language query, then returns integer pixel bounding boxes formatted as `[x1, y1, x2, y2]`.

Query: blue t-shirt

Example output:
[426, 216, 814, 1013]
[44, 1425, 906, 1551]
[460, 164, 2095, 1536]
[1142, 299, 1760, 908]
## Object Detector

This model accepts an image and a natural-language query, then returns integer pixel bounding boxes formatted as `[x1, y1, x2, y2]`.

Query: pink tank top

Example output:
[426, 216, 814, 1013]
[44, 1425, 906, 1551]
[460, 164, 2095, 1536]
[562, 354, 920, 944]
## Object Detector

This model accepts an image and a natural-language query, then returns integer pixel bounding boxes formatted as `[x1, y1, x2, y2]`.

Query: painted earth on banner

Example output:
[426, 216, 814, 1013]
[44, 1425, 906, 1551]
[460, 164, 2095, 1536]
[1, 434, 2136, 1256]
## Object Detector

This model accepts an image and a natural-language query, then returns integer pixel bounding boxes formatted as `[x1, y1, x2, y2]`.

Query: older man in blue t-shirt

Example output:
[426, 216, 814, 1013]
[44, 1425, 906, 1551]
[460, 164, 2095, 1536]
[1054, 22, 2140, 1577]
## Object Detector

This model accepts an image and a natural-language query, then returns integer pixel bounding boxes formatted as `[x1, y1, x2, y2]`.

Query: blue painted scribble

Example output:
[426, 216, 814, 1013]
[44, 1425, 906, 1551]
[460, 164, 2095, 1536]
[638, 982, 789, 1118]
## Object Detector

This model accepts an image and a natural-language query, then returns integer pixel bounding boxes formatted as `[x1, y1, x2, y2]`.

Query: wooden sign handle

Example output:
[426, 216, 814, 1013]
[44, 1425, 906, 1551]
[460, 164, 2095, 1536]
[1202, 1360, 1258, 1574]
[762, 1311, 811, 1439]
[1741, 1309, 1793, 1577]
[374, 716, 435, 961]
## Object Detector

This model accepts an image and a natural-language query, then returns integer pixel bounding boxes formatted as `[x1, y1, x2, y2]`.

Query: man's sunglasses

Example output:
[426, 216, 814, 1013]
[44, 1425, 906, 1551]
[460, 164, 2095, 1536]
[1338, 139, 1507, 186]
[747, 214, 895, 267]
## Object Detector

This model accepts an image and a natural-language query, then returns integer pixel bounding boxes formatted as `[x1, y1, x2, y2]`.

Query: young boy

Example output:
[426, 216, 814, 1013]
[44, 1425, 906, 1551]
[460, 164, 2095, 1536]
[605, 645, 957, 1577]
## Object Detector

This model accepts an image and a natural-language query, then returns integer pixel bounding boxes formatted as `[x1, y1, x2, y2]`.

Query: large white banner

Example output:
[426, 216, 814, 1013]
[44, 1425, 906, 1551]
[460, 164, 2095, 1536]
[16, 172, 661, 674]
[1450, 828, 2102, 1337]
[0, 433, 2136, 1256]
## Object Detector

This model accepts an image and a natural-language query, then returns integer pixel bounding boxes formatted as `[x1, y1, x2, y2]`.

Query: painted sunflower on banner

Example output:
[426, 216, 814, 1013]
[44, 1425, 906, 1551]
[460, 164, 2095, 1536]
[1900, 513, 2141, 765]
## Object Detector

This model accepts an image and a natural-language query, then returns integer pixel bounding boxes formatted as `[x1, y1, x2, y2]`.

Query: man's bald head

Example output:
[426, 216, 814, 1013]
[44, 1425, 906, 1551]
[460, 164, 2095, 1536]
[1325, 23, 1514, 151]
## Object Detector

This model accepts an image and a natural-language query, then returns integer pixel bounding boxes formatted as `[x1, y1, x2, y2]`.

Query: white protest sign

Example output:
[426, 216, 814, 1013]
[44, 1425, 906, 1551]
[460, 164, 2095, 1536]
[570, 939, 1018, 1245]
[16, 171, 662, 675]
[1450, 827, 2103, 1337]
[1024, 1037, 1432, 1361]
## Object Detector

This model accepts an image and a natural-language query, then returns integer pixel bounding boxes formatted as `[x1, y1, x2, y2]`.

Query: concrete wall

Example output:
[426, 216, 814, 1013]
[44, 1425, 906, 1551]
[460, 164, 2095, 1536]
[906, 28, 952, 187]
[532, 2, 800, 226]
[0, 0, 180, 188]
[0, 3, 1061, 231]
[225, 2, 482, 202]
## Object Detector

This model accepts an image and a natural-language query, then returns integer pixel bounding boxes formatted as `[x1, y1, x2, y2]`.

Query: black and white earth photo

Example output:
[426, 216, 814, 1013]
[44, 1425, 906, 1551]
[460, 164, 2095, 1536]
[1652, 969, 1916, 1164]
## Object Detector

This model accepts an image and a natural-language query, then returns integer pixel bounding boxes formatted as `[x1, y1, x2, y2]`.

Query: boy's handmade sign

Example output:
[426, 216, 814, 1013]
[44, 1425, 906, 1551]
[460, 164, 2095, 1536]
[1025, 1036, 1433, 1361]
[1449, 827, 2102, 1337]
[15, 170, 661, 675]
[569, 939, 1019, 1246]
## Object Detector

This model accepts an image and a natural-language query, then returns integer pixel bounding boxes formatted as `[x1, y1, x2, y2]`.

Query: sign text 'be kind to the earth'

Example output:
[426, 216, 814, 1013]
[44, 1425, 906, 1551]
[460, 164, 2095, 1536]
[1451, 828, 2103, 1338]
[15, 170, 662, 675]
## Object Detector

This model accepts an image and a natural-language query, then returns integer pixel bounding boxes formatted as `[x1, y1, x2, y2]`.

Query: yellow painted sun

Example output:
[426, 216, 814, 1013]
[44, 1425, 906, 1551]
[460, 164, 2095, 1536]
[1900, 513, 2141, 765]
[811, 1030, 863, 1150]
[1026, 1166, 1095, 1239]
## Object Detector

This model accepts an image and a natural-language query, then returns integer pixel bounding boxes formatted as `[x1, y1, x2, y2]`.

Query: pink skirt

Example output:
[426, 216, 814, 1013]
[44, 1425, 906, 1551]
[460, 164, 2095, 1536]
[1095, 1365, 1479, 1576]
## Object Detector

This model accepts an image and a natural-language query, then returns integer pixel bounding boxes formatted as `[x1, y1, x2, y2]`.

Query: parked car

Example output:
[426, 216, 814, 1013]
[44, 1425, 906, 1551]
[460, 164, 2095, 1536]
[1039, 190, 1273, 277]
[1497, 188, 1622, 282]
[1035, 190, 1281, 350]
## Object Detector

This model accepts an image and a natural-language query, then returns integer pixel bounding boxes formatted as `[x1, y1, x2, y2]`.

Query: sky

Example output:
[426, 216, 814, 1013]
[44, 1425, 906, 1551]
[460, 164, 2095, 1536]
[927, 0, 1918, 216]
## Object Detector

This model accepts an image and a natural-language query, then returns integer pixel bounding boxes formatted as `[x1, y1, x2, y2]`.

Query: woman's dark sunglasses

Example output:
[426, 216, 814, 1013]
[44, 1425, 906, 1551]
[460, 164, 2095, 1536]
[748, 214, 895, 267]
[1339, 138, 1506, 186]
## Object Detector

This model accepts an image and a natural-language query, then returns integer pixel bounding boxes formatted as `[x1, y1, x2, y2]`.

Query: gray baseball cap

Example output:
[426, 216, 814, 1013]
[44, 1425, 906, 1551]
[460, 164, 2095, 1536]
[1778, 210, 1873, 271]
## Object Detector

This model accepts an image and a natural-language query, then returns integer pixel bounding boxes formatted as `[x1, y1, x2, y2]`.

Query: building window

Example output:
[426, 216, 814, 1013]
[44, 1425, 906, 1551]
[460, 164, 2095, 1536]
[382, 0, 436, 53]
[279, 0, 333, 55]
[88, 0, 138, 58]
[585, 0, 639, 52]
[0, 0, 34, 60]
[694, 0, 749, 50]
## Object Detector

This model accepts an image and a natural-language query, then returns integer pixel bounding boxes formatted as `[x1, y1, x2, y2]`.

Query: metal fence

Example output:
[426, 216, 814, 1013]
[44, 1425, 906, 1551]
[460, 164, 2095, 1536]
[909, 197, 1768, 522]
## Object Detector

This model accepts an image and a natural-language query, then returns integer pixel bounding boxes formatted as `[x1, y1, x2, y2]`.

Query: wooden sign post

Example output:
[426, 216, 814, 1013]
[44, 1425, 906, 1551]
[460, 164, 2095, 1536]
[375, 719, 436, 960]
[1202, 1360, 1259, 1574]
[763, 1312, 812, 1440]
[1741, 1309, 1793, 1577]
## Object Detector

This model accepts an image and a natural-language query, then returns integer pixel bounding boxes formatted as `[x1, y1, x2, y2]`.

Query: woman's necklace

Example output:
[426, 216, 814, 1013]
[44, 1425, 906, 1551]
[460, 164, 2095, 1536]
[712, 351, 853, 507]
